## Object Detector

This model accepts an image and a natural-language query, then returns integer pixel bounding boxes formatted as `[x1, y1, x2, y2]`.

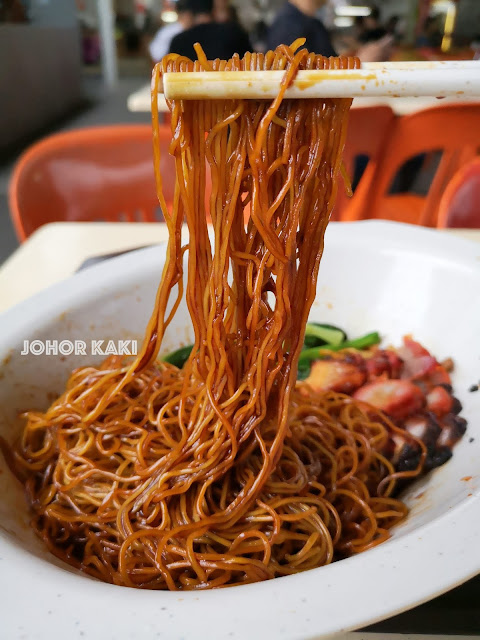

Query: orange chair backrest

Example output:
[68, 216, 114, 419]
[9, 125, 176, 241]
[437, 157, 480, 228]
[333, 105, 395, 221]
[350, 103, 480, 226]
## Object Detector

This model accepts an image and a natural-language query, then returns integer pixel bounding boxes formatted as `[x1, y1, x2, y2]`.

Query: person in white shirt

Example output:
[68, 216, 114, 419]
[149, 1, 194, 63]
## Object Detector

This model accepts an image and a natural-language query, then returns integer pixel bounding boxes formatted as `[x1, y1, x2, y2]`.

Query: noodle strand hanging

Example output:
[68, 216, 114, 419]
[7, 43, 425, 590]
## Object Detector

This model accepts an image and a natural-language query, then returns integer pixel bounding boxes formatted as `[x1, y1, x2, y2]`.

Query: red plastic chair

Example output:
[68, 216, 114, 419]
[346, 103, 480, 226]
[9, 125, 178, 241]
[334, 105, 395, 221]
[437, 157, 480, 228]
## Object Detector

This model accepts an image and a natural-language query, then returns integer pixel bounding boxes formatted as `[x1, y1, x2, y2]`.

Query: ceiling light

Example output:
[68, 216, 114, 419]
[432, 0, 455, 12]
[336, 6, 372, 17]
[161, 10, 178, 23]
[334, 16, 355, 27]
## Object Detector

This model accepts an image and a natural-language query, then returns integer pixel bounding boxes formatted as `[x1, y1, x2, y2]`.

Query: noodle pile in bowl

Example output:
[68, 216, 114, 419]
[7, 42, 426, 590]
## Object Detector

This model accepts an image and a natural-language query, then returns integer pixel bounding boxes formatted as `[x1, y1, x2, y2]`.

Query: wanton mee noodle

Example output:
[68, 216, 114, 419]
[7, 42, 426, 590]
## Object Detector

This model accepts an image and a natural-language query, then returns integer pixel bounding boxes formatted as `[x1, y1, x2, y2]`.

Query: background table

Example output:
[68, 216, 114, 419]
[0, 222, 479, 639]
[128, 85, 169, 112]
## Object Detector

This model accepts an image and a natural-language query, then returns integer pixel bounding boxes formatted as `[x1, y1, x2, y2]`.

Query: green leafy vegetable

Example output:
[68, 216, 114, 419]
[304, 323, 347, 349]
[163, 345, 193, 369]
[298, 331, 381, 365]
[297, 359, 313, 381]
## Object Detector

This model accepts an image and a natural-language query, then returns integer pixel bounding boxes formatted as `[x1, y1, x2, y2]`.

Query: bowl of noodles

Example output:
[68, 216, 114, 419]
[0, 221, 479, 639]
[1, 43, 480, 639]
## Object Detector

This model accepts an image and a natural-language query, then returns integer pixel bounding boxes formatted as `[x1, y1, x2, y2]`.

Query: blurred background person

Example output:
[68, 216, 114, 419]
[416, 15, 444, 48]
[267, 0, 336, 57]
[149, 0, 193, 63]
[0, 0, 27, 22]
[251, 18, 269, 54]
[385, 15, 401, 39]
[267, 0, 393, 62]
[169, 0, 251, 60]
[79, 14, 101, 65]
[355, 5, 386, 44]
[213, 0, 237, 24]
[472, 34, 480, 60]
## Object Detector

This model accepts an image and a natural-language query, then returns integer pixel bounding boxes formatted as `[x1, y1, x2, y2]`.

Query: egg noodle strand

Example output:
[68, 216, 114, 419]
[10, 43, 425, 590]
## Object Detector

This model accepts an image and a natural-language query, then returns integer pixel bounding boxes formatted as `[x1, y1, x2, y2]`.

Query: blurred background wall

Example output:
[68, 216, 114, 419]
[0, 0, 83, 153]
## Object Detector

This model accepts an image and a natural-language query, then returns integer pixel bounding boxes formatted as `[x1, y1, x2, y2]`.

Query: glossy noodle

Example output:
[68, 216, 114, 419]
[8, 42, 425, 590]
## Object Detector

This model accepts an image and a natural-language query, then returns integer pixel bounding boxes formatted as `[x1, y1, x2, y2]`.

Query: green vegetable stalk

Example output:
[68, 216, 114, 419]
[298, 332, 381, 365]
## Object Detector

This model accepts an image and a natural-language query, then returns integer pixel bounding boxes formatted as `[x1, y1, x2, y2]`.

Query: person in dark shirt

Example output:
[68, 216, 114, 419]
[267, 0, 336, 57]
[169, 0, 252, 61]
[355, 6, 387, 44]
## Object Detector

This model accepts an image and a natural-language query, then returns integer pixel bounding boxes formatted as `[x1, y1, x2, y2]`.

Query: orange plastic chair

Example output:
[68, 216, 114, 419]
[333, 105, 395, 221]
[10, 125, 179, 241]
[437, 157, 480, 228]
[344, 103, 480, 226]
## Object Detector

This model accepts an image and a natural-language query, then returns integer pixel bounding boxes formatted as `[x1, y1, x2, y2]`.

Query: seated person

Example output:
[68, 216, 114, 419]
[267, 0, 392, 62]
[149, 1, 193, 63]
[169, 0, 252, 61]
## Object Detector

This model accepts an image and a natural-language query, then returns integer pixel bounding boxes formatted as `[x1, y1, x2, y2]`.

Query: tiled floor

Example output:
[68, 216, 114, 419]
[0, 73, 150, 266]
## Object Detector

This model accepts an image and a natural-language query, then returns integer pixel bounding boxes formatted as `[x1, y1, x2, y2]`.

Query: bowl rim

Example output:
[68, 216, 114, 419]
[1, 220, 479, 640]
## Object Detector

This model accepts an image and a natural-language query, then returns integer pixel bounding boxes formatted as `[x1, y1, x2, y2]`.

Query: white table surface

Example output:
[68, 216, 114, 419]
[127, 82, 480, 115]
[128, 85, 169, 112]
[1, 223, 479, 315]
[0, 222, 479, 640]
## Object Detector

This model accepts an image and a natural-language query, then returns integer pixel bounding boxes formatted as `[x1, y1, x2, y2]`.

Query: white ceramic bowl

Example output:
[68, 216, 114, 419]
[0, 221, 479, 640]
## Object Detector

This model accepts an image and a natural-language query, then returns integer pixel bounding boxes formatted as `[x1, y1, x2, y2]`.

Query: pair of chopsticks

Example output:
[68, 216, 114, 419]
[157, 61, 480, 100]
